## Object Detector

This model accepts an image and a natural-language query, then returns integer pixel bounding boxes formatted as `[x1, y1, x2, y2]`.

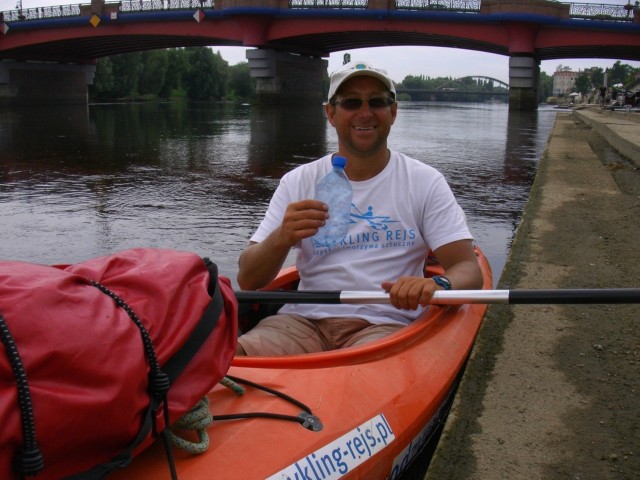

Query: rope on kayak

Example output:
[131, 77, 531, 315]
[219, 375, 245, 395]
[168, 397, 213, 455]
[168, 377, 245, 455]
[169, 372, 323, 455]
[212, 375, 323, 432]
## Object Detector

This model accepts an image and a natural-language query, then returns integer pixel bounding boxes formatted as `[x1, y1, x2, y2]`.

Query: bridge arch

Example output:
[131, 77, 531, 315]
[395, 74, 509, 101]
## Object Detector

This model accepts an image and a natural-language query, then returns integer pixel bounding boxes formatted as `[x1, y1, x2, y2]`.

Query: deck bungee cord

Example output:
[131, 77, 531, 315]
[169, 374, 322, 460]
[211, 375, 323, 432]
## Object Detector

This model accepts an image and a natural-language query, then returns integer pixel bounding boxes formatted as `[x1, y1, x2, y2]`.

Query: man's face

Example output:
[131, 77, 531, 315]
[326, 76, 397, 157]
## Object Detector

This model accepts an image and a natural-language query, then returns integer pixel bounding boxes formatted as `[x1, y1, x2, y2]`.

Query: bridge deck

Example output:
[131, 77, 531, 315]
[1, 1, 639, 64]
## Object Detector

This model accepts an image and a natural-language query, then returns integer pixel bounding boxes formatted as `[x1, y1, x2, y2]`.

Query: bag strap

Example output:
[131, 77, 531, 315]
[68, 257, 225, 480]
[0, 313, 45, 478]
[162, 258, 223, 382]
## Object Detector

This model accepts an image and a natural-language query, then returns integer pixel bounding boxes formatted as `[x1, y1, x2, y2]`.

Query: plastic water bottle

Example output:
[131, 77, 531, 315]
[312, 156, 352, 248]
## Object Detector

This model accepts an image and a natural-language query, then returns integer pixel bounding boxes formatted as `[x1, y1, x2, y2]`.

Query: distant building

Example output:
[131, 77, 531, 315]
[552, 65, 581, 95]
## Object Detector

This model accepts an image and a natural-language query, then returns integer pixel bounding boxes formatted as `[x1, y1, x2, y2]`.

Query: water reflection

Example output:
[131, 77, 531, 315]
[501, 109, 550, 231]
[1, 104, 91, 174]
[0, 102, 556, 286]
[248, 104, 328, 179]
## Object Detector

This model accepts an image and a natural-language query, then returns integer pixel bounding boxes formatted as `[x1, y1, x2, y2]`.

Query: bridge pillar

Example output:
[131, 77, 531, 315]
[508, 55, 539, 111]
[482, 1, 570, 111]
[0, 61, 95, 106]
[246, 49, 328, 105]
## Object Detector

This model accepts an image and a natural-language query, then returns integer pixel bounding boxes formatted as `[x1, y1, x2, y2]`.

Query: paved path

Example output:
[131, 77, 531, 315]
[424, 108, 640, 480]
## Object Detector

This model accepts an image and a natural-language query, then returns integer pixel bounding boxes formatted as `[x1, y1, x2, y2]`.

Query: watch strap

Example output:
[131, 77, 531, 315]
[432, 275, 452, 290]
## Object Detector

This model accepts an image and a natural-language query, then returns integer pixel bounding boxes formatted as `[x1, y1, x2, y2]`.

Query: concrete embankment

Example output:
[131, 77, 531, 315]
[573, 107, 640, 168]
[424, 107, 640, 480]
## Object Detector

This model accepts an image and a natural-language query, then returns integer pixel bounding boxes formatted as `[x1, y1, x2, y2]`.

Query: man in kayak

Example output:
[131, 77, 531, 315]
[236, 60, 483, 356]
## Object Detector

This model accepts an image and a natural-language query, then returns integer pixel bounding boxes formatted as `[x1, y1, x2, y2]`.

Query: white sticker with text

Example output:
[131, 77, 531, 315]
[267, 413, 395, 480]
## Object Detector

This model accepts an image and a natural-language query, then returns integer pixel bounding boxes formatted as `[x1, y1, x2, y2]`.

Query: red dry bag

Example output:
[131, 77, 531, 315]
[0, 248, 238, 479]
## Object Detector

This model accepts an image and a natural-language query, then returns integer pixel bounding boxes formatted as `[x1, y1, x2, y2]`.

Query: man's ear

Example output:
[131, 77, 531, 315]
[325, 103, 337, 126]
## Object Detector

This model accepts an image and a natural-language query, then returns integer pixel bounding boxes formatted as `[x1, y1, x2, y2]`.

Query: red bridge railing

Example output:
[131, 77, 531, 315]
[0, 1, 637, 23]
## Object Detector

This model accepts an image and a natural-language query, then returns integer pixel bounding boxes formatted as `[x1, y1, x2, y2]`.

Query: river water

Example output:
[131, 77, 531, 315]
[0, 101, 557, 287]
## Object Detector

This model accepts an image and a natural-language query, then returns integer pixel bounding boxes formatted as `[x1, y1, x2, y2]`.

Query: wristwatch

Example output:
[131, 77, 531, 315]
[432, 276, 452, 290]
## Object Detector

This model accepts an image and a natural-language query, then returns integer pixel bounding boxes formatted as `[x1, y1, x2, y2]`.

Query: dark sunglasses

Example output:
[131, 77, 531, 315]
[330, 97, 395, 111]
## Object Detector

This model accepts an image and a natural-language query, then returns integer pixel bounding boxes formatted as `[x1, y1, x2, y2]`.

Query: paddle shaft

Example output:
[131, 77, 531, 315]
[234, 288, 640, 305]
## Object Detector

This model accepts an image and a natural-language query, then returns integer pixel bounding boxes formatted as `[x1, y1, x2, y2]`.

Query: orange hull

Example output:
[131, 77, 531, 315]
[111, 249, 492, 479]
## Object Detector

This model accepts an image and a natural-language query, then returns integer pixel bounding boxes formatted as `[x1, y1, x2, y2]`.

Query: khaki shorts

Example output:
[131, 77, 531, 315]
[237, 314, 404, 356]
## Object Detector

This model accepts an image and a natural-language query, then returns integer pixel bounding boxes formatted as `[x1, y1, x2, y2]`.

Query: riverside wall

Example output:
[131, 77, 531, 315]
[424, 107, 640, 480]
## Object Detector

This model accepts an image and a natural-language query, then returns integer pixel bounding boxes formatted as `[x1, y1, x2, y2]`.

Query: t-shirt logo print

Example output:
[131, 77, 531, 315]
[352, 205, 399, 231]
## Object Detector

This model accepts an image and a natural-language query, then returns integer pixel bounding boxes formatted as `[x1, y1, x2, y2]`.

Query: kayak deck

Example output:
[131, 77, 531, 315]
[110, 249, 492, 479]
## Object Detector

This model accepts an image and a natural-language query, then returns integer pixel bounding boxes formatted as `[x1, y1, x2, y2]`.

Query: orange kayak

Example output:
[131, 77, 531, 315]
[111, 248, 492, 479]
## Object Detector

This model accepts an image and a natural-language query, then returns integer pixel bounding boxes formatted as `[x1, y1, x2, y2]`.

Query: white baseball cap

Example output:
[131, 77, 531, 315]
[327, 60, 396, 100]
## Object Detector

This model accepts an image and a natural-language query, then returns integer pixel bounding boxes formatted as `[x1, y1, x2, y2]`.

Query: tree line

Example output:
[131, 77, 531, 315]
[89, 47, 254, 102]
[89, 48, 639, 104]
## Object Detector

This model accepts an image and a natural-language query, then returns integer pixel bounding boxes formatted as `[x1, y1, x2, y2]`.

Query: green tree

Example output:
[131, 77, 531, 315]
[574, 72, 592, 94]
[183, 47, 228, 100]
[608, 60, 634, 85]
[400, 75, 429, 90]
[91, 57, 115, 101]
[538, 71, 553, 103]
[160, 48, 190, 98]
[228, 62, 255, 100]
[110, 52, 142, 99]
[139, 50, 168, 97]
[589, 67, 604, 87]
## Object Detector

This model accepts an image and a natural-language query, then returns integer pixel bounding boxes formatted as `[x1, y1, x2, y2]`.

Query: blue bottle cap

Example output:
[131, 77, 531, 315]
[332, 156, 347, 169]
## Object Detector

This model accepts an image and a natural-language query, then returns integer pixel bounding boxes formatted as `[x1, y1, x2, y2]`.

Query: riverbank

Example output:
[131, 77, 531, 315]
[425, 108, 640, 479]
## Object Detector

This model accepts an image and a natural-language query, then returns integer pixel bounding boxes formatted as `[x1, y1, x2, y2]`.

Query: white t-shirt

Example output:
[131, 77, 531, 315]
[250, 151, 472, 325]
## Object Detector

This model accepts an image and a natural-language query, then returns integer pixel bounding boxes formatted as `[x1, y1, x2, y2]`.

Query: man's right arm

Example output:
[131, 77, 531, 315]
[237, 199, 328, 290]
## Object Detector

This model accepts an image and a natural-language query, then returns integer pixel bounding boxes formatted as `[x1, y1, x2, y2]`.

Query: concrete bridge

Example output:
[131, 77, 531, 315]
[1, 0, 639, 109]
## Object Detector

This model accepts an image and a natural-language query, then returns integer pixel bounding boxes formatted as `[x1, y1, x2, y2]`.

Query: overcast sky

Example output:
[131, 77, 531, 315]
[4, 0, 639, 83]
